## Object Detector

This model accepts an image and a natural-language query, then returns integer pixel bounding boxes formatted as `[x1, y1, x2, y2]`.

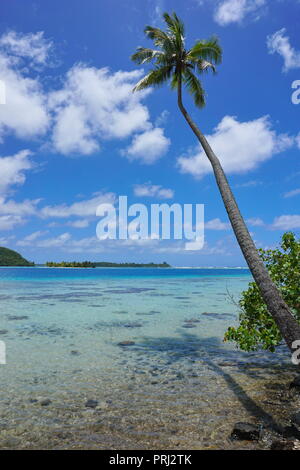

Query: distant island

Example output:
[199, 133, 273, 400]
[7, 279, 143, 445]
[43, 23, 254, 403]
[46, 261, 96, 268]
[94, 261, 171, 268]
[45, 261, 171, 268]
[0, 247, 34, 266]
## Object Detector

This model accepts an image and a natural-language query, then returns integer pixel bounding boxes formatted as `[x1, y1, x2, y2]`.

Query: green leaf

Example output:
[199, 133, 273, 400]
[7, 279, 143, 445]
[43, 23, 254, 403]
[131, 47, 164, 65]
[132, 65, 174, 92]
[188, 37, 222, 64]
[183, 69, 205, 108]
[225, 232, 300, 352]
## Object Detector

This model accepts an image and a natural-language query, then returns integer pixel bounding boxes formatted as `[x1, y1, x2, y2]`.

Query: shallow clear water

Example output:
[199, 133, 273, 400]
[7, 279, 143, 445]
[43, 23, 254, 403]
[0, 268, 293, 449]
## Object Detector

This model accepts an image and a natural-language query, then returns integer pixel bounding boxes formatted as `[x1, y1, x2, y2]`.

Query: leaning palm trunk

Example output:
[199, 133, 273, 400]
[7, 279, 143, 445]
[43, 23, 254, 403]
[131, 11, 300, 352]
[177, 76, 300, 351]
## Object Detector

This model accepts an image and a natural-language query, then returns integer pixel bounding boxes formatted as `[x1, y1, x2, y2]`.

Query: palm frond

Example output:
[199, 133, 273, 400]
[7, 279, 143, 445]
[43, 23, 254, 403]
[189, 58, 216, 74]
[144, 26, 175, 53]
[133, 65, 173, 92]
[131, 47, 164, 65]
[188, 36, 222, 65]
[163, 12, 185, 38]
[131, 11, 221, 107]
[182, 69, 206, 108]
[170, 71, 179, 90]
[198, 59, 216, 74]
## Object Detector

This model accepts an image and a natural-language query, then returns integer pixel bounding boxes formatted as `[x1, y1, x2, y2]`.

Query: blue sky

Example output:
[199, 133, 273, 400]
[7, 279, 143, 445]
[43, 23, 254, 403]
[0, 0, 299, 266]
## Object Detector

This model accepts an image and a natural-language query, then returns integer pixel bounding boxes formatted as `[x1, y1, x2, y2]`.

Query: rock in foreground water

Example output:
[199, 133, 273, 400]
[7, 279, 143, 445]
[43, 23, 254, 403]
[289, 376, 300, 392]
[85, 399, 98, 408]
[231, 422, 261, 441]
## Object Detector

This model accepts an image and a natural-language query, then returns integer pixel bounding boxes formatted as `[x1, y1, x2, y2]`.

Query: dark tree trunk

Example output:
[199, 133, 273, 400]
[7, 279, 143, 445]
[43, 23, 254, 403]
[177, 76, 300, 352]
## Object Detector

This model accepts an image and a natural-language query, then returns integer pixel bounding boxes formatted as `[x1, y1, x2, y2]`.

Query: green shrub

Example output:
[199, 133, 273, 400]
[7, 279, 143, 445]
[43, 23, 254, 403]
[224, 232, 300, 352]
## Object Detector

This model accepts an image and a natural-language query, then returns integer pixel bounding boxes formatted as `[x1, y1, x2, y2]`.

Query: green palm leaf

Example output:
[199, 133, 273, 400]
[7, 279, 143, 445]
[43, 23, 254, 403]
[131, 11, 221, 108]
[133, 65, 173, 92]
[191, 58, 216, 74]
[188, 37, 222, 64]
[183, 69, 205, 108]
[131, 47, 164, 65]
[163, 12, 185, 39]
[144, 26, 175, 53]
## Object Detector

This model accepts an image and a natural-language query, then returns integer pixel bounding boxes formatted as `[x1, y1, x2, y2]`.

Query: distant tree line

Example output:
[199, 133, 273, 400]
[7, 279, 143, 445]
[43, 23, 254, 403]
[46, 261, 96, 268]
[93, 261, 171, 268]
[45, 261, 171, 268]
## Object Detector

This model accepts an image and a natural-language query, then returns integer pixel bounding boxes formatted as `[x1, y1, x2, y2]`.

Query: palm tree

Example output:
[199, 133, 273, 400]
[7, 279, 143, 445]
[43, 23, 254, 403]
[131, 11, 300, 351]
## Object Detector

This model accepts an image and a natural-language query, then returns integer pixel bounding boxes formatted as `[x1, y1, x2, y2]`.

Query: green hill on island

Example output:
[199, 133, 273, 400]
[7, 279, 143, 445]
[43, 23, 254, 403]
[0, 247, 34, 266]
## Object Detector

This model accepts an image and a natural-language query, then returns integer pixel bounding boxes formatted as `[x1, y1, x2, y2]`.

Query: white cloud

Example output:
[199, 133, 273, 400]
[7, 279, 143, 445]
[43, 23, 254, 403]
[15, 227, 235, 258]
[214, 0, 265, 26]
[0, 150, 34, 195]
[177, 116, 293, 178]
[23, 233, 110, 253]
[51, 104, 99, 155]
[66, 219, 90, 228]
[205, 218, 230, 230]
[122, 127, 170, 164]
[151, 0, 166, 26]
[0, 31, 52, 65]
[272, 215, 300, 230]
[0, 32, 50, 141]
[133, 182, 174, 199]
[154, 238, 231, 256]
[63, 236, 101, 252]
[0, 31, 170, 162]
[40, 192, 116, 218]
[0, 59, 49, 140]
[235, 180, 262, 188]
[0, 235, 15, 245]
[246, 217, 265, 227]
[49, 66, 169, 158]
[34, 232, 71, 248]
[155, 110, 169, 126]
[17, 230, 48, 246]
[267, 28, 300, 72]
[284, 188, 300, 198]
[0, 197, 40, 215]
[0, 214, 26, 230]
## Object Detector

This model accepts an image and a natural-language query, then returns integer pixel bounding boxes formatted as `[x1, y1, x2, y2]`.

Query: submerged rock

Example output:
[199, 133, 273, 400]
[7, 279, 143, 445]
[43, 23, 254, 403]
[123, 322, 143, 328]
[70, 350, 80, 356]
[136, 311, 157, 316]
[3, 437, 21, 448]
[118, 340, 135, 346]
[93, 320, 143, 329]
[289, 412, 300, 438]
[0, 329, 8, 335]
[85, 399, 98, 408]
[96, 401, 110, 410]
[40, 398, 51, 406]
[291, 412, 300, 428]
[7, 315, 29, 321]
[289, 376, 300, 392]
[218, 361, 235, 367]
[231, 422, 261, 441]
[271, 440, 299, 450]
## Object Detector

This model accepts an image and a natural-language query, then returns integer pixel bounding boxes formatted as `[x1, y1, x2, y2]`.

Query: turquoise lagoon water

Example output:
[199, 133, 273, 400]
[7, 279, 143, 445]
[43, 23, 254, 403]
[0, 268, 293, 449]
